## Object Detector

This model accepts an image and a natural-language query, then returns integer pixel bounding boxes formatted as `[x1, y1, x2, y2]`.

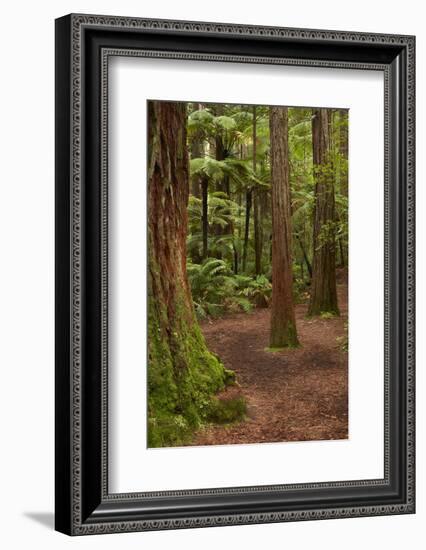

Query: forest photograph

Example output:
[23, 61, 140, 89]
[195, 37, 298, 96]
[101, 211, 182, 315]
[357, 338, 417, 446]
[147, 99, 349, 449]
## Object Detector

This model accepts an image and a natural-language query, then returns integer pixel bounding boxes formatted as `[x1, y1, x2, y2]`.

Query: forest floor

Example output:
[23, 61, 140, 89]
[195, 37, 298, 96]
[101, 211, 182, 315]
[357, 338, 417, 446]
[191, 272, 348, 446]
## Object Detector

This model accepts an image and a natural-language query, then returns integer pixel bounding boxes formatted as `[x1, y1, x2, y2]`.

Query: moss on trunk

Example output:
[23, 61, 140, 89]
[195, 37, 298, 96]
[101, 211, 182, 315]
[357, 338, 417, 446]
[147, 101, 234, 447]
[147, 289, 233, 447]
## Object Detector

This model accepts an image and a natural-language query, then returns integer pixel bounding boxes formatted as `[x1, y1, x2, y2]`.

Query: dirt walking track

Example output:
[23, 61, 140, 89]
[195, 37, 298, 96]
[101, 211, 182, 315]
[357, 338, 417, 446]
[192, 282, 348, 446]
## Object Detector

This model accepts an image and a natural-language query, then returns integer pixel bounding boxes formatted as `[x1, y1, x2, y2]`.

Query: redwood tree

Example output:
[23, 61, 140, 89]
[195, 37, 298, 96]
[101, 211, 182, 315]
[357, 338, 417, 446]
[147, 101, 232, 447]
[269, 107, 299, 348]
[308, 109, 339, 316]
[337, 108, 348, 267]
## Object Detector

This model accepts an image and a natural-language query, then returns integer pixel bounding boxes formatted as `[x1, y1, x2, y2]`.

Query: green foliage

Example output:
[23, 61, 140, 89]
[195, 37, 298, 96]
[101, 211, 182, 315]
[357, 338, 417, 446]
[188, 192, 240, 231]
[190, 156, 263, 189]
[316, 220, 339, 250]
[336, 322, 349, 351]
[187, 258, 273, 319]
[187, 108, 215, 134]
[187, 258, 250, 318]
[292, 188, 315, 225]
[265, 345, 298, 353]
[320, 311, 336, 319]
[292, 263, 310, 303]
[187, 258, 228, 318]
[188, 106, 254, 152]
[240, 274, 272, 307]
[187, 193, 241, 261]
[335, 193, 349, 246]
[214, 115, 237, 131]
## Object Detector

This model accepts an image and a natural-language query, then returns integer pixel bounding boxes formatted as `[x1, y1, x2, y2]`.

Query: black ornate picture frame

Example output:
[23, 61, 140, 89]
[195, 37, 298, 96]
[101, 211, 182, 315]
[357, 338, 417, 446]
[55, 13, 415, 535]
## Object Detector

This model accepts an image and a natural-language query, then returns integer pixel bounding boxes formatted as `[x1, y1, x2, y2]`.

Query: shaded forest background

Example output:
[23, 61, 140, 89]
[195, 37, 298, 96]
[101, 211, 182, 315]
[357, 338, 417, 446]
[147, 101, 348, 448]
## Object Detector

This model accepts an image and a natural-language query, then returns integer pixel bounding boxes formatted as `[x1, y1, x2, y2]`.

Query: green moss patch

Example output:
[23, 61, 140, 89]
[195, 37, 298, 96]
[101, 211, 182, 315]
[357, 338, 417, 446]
[264, 342, 300, 353]
[319, 311, 339, 319]
[206, 395, 247, 424]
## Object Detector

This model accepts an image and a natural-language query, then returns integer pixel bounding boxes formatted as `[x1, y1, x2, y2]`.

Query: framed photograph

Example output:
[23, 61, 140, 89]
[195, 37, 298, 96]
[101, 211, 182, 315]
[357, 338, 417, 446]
[55, 14, 415, 535]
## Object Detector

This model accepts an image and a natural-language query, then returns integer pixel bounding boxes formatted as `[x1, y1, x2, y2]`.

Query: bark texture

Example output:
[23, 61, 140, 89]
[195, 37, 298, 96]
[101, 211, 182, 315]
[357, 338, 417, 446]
[147, 101, 231, 447]
[269, 107, 299, 348]
[338, 109, 349, 197]
[337, 109, 348, 267]
[308, 109, 339, 316]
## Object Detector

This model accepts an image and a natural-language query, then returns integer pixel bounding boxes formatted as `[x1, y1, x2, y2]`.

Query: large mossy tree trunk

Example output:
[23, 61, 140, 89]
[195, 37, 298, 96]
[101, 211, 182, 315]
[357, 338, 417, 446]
[308, 109, 339, 316]
[147, 101, 232, 447]
[269, 107, 299, 348]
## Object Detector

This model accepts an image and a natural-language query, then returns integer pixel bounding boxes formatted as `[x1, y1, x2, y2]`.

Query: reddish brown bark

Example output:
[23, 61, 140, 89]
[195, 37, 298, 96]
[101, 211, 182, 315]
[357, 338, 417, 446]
[338, 108, 349, 197]
[269, 107, 299, 348]
[148, 101, 193, 322]
[147, 100, 228, 447]
[337, 109, 348, 268]
[308, 109, 339, 316]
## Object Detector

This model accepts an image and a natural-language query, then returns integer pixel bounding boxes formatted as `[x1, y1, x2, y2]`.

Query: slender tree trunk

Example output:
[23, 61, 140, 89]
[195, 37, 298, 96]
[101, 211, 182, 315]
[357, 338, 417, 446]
[242, 190, 252, 272]
[339, 237, 346, 268]
[252, 106, 262, 275]
[254, 191, 263, 275]
[212, 104, 227, 244]
[201, 176, 209, 259]
[269, 107, 299, 348]
[296, 234, 312, 278]
[147, 100, 229, 447]
[212, 105, 232, 258]
[214, 103, 228, 197]
[260, 159, 268, 225]
[308, 109, 339, 316]
[215, 134, 226, 196]
[237, 184, 243, 251]
[233, 246, 239, 274]
[189, 103, 203, 198]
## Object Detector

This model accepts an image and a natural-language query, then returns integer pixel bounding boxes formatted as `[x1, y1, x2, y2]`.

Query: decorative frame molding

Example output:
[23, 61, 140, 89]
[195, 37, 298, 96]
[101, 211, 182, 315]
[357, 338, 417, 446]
[55, 14, 415, 535]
